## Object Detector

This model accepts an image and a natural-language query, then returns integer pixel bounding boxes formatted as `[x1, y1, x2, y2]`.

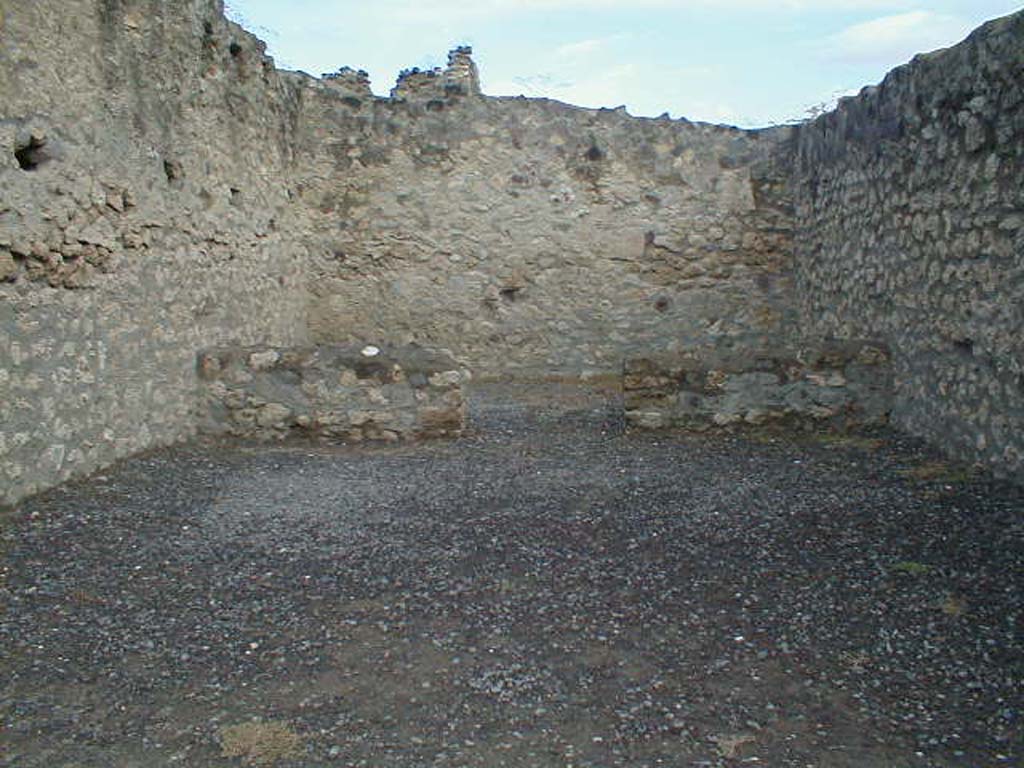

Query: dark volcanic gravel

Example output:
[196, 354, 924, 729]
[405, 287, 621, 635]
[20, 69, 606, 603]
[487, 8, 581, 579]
[2, 383, 1022, 768]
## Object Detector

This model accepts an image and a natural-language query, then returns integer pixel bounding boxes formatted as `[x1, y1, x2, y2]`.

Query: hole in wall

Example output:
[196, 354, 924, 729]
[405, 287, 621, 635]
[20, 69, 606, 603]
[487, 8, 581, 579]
[15, 135, 48, 171]
[426, 100, 446, 112]
[499, 286, 521, 302]
[229, 42, 243, 58]
[953, 338, 974, 355]
[585, 145, 604, 162]
[203, 21, 214, 36]
[164, 159, 183, 184]
[230, 187, 242, 206]
[654, 297, 670, 313]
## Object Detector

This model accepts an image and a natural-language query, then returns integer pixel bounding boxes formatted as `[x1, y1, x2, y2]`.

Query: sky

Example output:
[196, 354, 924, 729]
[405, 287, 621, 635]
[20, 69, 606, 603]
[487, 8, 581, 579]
[223, 0, 1022, 127]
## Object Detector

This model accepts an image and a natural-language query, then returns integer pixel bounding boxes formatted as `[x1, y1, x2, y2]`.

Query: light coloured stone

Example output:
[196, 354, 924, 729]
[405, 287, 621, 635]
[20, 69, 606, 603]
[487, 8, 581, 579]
[256, 403, 291, 427]
[626, 411, 665, 429]
[0, 250, 17, 281]
[428, 370, 462, 388]
[248, 350, 280, 370]
[348, 411, 373, 426]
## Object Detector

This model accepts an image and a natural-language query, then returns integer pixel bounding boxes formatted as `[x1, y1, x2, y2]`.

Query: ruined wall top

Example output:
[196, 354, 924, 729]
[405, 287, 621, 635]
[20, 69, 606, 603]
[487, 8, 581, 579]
[391, 46, 482, 101]
[322, 66, 374, 100]
[446, 46, 481, 96]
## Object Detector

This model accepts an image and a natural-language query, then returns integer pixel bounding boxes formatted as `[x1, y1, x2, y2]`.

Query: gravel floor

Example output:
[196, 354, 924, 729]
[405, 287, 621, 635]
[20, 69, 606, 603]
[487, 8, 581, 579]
[2, 383, 1022, 768]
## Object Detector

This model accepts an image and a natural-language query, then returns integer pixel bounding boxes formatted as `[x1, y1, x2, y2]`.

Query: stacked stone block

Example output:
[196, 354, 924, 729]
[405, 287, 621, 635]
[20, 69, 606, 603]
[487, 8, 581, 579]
[197, 344, 469, 442]
[624, 340, 892, 431]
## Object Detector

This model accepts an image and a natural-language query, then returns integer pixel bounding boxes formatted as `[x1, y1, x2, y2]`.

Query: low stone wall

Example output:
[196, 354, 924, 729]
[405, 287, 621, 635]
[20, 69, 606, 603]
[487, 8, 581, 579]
[197, 344, 469, 442]
[624, 339, 892, 431]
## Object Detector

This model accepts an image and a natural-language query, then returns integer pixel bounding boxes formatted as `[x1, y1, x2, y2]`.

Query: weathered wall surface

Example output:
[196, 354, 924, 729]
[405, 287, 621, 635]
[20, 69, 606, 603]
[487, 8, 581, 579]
[295, 58, 798, 378]
[793, 11, 1024, 479]
[0, 0, 310, 504]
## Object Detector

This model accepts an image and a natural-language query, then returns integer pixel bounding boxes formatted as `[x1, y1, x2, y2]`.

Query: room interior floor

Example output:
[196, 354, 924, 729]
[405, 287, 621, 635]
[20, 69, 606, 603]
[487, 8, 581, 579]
[2, 383, 1021, 768]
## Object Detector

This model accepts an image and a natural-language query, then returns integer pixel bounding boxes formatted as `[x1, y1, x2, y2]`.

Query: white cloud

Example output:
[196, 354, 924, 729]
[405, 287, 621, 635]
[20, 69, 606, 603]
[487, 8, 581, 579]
[821, 10, 976, 63]
[485, 74, 576, 97]
[555, 38, 612, 60]
[384, 0, 912, 23]
[491, 0, 876, 6]
[488, 63, 641, 107]
[487, 62, 729, 122]
[551, 62, 641, 109]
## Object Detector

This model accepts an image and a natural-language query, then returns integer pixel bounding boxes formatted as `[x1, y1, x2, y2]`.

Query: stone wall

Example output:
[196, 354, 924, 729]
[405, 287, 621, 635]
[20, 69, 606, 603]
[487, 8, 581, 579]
[0, 0, 310, 504]
[197, 343, 468, 442]
[793, 11, 1024, 479]
[3, 1, 1021, 507]
[293, 54, 798, 378]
